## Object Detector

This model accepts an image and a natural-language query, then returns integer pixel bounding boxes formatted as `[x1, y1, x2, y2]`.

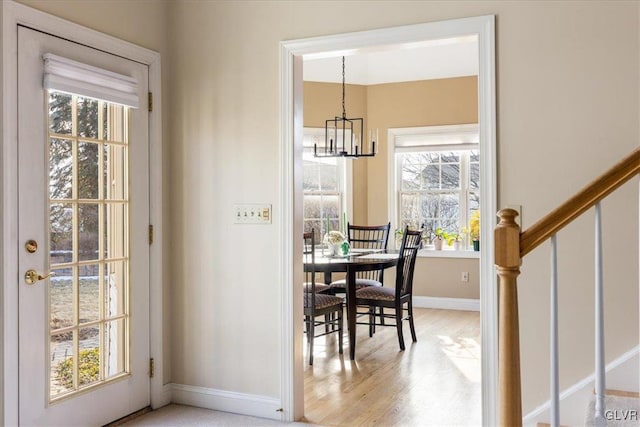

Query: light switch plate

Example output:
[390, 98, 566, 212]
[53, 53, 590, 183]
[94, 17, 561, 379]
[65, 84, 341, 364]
[234, 204, 272, 224]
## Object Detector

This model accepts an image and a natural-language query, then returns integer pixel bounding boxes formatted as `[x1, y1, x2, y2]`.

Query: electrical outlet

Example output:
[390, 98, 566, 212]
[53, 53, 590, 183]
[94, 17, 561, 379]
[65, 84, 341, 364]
[234, 204, 272, 224]
[461, 272, 469, 283]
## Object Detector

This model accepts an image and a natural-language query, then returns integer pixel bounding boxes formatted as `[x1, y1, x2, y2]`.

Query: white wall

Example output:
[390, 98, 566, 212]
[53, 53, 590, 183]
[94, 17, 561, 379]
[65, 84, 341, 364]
[1, 0, 638, 420]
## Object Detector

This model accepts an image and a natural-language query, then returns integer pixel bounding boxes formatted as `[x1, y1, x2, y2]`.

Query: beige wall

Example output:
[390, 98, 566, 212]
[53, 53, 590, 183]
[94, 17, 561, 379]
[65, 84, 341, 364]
[304, 78, 480, 299]
[168, 0, 639, 414]
[2, 0, 638, 420]
[367, 77, 478, 223]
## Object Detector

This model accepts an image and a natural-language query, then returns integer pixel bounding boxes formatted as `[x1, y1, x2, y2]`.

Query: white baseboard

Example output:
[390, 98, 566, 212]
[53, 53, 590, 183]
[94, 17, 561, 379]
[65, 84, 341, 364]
[170, 383, 282, 421]
[151, 383, 172, 409]
[412, 296, 480, 311]
[523, 345, 640, 427]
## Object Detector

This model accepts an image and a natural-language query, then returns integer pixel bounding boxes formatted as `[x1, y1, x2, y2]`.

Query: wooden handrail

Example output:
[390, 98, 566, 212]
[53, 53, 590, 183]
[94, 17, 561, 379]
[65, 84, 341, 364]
[520, 147, 640, 257]
[495, 147, 639, 426]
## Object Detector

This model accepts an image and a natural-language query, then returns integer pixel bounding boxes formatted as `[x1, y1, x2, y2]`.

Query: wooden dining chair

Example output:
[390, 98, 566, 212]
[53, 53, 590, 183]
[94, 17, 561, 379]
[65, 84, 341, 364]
[303, 230, 330, 294]
[354, 226, 422, 351]
[328, 222, 391, 293]
[303, 229, 344, 365]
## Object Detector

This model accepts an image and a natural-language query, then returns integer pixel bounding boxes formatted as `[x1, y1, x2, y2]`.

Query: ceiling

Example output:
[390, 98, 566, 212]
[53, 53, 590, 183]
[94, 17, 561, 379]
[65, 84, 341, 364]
[303, 35, 479, 85]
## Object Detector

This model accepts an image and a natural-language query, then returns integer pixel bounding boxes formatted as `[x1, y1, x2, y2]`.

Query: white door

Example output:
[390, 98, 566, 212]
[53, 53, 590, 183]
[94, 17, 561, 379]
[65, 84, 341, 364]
[18, 26, 150, 426]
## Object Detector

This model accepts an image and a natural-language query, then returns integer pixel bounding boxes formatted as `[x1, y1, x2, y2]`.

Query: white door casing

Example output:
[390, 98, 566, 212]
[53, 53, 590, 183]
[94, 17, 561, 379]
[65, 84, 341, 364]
[280, 16, 497, 423]
[18, 26, 149, 426]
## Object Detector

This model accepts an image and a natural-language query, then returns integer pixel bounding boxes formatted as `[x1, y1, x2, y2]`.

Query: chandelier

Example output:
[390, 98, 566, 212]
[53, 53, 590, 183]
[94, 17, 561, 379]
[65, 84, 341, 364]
[314, 56, 377, 158]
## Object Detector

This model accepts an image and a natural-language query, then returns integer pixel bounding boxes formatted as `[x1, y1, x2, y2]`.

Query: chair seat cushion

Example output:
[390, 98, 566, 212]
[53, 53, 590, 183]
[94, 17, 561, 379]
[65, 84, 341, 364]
[329, 278, 382, 290]
[303, 282, 330, 293]
[355, 286, 395, 301]
[305, 293, 344, 310]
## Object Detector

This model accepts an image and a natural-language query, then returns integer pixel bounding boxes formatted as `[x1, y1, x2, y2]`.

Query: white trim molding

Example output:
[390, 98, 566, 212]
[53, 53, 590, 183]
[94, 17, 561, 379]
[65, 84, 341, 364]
[418, 249, 481, 259]
[1, 1, 164, 423]
[170, 383, 282, 421]
[281, 14, 496, 426]
[413, 296, 480, 312]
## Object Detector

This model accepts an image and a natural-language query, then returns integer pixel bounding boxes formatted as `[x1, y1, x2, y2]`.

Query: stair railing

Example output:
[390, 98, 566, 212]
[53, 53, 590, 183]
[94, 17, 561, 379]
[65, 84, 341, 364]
[495, 147, 640, 426]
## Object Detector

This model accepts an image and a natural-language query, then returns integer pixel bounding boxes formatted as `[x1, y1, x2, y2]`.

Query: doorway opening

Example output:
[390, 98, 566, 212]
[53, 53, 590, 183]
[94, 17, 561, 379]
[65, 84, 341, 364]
[280, 15, 497, 425]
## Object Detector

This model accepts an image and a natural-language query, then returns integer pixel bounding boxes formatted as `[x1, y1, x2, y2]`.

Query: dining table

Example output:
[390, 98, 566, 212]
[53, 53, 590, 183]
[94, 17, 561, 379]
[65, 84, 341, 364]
[304, 248, 399, 360]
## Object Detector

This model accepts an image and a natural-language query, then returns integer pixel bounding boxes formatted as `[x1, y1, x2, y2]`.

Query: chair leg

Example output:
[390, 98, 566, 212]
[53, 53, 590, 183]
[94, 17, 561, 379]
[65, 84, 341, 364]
[408, 300, 417, 343]
[368, 307, 375, 337]
[305, 315, 311, 343]
[309, 316, 315, 365]
[395, 305, 405, 351]
[338, 308, 343, 354]
[379, 307, 385, 325]
[325, 314, 330, 334]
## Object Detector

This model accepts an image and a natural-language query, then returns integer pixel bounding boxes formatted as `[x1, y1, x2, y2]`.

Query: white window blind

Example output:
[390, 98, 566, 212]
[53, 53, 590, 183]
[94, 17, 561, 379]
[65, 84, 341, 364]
[43, 53, 139, 108]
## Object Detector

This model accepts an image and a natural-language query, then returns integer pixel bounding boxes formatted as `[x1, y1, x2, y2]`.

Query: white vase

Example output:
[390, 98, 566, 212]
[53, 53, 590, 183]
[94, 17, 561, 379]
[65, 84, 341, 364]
[325, 243, 335, 256]
[453, 240, 462, 251]
[434, 238, 443, 250]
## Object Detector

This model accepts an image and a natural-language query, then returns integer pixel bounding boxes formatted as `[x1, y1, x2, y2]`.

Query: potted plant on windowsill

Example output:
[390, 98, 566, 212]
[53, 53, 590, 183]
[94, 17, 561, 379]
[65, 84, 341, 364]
[469, 211, 480, 251]
[432, 228, 446, 250]
[446, 230, 465, 251]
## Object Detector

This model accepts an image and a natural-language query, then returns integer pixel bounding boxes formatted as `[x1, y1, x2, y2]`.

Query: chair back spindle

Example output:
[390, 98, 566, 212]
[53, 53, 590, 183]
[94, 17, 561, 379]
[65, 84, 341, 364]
[397, 228, 422, 298]
[347, 222, 390, 282]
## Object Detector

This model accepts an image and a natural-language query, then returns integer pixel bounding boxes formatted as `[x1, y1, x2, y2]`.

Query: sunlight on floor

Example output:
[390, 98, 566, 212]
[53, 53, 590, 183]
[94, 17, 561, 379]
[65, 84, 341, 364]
[437, 334, 481, 383]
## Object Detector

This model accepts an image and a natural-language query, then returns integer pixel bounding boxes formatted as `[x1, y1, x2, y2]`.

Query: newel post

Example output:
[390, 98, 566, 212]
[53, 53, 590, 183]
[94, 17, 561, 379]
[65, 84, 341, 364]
[495, 208, 523, 426]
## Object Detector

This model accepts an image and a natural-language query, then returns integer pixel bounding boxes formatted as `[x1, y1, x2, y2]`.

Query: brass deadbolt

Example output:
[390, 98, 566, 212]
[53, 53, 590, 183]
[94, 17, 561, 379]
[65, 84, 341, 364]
[25, 239, 38, 253]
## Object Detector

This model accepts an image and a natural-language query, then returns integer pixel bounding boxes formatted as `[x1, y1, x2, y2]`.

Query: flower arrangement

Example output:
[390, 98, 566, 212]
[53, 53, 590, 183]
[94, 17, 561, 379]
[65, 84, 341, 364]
[324, 230, 345, 245]
[469, 211, 480, 241]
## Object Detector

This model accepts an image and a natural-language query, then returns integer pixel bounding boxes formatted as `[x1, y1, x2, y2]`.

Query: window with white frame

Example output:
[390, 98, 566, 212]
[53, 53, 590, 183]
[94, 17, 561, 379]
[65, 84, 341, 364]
[390, 124, 479, 248]
[303, 128, 350, 236]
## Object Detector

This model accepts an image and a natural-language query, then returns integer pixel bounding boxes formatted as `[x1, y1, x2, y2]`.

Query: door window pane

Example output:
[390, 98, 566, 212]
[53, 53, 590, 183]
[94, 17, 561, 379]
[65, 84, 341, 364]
[49, 139, 73, 200]
[47, 91, 130, 400]
[78, 142, 99, 199]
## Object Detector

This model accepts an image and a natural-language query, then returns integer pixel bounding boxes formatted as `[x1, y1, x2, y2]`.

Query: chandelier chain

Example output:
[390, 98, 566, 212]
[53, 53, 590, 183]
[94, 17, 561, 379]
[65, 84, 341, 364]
[342, 56, 346, 118]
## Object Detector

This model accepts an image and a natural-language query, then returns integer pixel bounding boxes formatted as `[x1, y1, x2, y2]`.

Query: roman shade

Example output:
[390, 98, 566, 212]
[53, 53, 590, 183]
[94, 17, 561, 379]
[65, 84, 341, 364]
[43, 53, 139, 108]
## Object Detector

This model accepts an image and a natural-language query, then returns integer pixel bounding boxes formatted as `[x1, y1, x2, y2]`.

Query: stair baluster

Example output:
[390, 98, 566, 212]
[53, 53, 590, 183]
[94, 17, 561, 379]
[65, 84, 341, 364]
[495, 147, 638, 427]
[550, 234, 560, 427]
[594, 202, 606, 426]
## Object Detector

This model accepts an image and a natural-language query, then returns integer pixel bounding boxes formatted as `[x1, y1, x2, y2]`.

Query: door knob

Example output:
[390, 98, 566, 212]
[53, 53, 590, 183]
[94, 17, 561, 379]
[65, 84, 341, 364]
[24, 269, 55, 285]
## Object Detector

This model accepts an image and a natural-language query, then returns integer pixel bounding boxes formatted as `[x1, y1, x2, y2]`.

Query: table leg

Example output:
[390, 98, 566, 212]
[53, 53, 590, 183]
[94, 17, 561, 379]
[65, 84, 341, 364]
[346, 267, 357, 360]
[323, 271, 332, 285]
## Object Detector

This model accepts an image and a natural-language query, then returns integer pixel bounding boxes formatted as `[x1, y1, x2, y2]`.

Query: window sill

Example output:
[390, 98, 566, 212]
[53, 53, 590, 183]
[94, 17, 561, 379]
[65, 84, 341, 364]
[417, 249, 480, 259]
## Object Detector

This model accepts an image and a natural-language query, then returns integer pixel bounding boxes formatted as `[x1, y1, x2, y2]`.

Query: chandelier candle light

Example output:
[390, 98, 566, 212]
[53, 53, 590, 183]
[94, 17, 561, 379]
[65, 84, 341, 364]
[314, 56, 377, 158]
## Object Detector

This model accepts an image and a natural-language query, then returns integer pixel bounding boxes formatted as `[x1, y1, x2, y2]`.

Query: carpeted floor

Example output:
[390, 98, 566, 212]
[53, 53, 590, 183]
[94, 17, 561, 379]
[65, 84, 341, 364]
[122, 404, 313, 426]
[584, 395, 640, 426]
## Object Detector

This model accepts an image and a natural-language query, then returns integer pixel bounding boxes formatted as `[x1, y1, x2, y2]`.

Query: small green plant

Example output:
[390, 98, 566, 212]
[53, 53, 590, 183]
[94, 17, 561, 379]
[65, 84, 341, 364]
[445, 231, 462, 246]
[55, 348, 100, 389]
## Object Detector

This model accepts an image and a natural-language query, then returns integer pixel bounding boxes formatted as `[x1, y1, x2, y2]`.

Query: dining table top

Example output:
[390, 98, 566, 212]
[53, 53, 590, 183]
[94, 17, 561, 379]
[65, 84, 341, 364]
[305, 248, 399, 269]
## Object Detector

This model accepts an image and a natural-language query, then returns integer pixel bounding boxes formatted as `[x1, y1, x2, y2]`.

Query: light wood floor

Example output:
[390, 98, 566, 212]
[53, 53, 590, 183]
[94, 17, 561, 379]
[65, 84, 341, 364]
[303, 307, 481, 426]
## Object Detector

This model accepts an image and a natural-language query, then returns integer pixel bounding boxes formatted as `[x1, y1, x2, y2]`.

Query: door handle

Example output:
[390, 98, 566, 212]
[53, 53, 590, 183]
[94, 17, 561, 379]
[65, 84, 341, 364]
[24, 269, 55, 285]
